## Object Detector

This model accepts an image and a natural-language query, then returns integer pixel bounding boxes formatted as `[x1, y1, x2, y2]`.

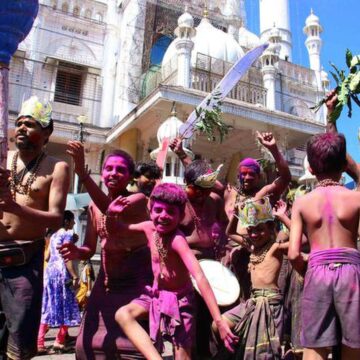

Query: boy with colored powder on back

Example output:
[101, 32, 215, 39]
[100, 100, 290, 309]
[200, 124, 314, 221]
[107, 183, 237, 360]
[289, 132, 360, 360]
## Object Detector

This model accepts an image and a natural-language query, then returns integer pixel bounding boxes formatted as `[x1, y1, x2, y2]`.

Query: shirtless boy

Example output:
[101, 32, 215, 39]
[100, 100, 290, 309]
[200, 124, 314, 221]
[108, 183, 237, 360]
[0, 96, 69, 360]
[289, 132, 360, 360]
[214, 197, 290, 359]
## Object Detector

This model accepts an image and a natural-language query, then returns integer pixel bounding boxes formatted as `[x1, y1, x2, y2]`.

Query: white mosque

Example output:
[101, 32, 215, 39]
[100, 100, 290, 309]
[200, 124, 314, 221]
[7, 0, 326, 222]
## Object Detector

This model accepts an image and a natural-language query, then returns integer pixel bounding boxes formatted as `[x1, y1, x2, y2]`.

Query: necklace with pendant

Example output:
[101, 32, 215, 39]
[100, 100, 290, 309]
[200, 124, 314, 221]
[154, 231, 169, 280]
[9, 151, 46, 201]
[248, 238, 275, 273]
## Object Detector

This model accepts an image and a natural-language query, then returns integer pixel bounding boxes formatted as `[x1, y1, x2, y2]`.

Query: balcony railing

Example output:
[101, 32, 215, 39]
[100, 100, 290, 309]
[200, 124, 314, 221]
[141, 53, 267, 106]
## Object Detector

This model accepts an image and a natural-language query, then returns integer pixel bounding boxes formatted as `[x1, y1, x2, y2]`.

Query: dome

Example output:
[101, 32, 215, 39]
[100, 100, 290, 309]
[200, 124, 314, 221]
[162, 17, 244, 69]
[321, 69, 329, 82]
[178, 10, 194, 29]
[305, 9, 322, 28]
[156, 111, 184, 144]
[238, 26, 260, 49]
[150, 105, 193, 160]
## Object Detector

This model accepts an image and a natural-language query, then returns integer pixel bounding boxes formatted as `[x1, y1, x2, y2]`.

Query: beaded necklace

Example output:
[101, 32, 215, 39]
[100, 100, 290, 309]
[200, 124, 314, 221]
[315, 179, 342, 188]
[9, 151, 46, 201]
[248, 238, 275, 272]
[154, 231, 169, 279]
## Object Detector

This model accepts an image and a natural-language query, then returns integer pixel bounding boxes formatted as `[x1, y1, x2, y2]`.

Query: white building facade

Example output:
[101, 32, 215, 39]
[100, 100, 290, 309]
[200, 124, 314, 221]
[8, 0, 328, 197]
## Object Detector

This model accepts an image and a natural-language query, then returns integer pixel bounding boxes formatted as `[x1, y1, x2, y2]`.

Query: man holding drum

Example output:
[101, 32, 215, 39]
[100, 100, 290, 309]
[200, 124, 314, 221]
[0, 97, 70, 360]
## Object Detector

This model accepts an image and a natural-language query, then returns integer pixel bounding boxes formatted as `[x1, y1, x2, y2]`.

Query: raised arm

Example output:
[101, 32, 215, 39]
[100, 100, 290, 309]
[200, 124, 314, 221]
[325, 90, 360, 186]
[256, 132, 291, 199]
[67, 141, 110, 213]
[226, 213, 252, 250]
[173, 235, 238, 352]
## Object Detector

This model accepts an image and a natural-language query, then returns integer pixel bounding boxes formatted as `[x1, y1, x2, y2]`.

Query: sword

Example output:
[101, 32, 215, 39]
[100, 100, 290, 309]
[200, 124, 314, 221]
[179, 43, 269, 140]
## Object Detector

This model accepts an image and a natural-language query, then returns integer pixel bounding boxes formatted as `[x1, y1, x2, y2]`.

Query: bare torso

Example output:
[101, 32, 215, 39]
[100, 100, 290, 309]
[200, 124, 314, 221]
[144, 223, 192, 291]
[180, 193, 224, 249]
[249, 243, 283, 289]
[297, 186, 360, 251]
[0, 154, 66, 242]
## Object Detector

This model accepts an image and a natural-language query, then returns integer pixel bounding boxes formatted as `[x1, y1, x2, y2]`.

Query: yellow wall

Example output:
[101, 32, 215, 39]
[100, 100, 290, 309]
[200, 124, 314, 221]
[226, 152, 242, 184]
[113, 128, 138, 160]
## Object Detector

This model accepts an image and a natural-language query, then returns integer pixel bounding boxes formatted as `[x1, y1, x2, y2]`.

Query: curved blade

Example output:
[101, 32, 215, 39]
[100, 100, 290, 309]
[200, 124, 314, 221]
[179, 43, 269, 139]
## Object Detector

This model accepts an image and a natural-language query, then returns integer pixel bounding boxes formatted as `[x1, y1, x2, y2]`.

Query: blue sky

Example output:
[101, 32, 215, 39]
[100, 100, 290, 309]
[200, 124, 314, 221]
[246, 0, 360, 174]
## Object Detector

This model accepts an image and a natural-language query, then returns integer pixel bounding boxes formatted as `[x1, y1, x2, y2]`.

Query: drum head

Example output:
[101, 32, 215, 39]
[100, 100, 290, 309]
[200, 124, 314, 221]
[191, 259, 240, 306]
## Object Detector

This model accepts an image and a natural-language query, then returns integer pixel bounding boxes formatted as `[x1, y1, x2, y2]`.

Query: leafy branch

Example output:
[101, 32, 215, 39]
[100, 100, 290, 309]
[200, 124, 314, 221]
[310, 49, 360, 123]
[194, 90, 231, 142]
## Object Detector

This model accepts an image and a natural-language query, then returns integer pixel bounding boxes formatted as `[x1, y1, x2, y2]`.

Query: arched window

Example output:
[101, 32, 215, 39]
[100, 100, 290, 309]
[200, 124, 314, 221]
[61, 2, 68, 12]
[85, 9, 92, 19]
[149, 35, 173, 66]
[51, 0, 57, 9]
[73, 6, 80, 17]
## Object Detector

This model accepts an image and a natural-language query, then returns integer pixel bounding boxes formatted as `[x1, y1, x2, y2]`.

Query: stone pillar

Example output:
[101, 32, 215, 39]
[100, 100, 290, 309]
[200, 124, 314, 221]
[175, 39, 193, 88]
[99, 0, 121, 127]
[113, 0, 147, 122]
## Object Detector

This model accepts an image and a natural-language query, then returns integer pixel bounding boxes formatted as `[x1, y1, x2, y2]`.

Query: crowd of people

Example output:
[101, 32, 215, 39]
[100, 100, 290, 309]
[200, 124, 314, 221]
[0, 90, 359, 360]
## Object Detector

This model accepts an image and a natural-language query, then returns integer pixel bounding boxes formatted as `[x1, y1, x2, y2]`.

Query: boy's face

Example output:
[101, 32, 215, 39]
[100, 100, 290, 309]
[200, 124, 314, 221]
[247, 222, 273, 248]
[150, 200, 182, 235]
[239, 166, 260, 191]
[102, 156, 131, 191]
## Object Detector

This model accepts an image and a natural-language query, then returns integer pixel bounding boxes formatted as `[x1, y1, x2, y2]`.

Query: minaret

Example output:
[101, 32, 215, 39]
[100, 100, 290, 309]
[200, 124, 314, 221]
[259, 0, 292, 61]
[174, 7, 195, 88]
[100, 0, 121, 127]
[303, 9, 323, 88]
[260, 25, 281, 110]
[222, 0, 242, 39]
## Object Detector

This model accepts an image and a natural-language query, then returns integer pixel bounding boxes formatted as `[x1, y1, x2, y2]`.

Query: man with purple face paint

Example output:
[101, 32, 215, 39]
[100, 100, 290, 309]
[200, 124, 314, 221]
[289, 132, 360, 360]
[223, 132, 291, 301]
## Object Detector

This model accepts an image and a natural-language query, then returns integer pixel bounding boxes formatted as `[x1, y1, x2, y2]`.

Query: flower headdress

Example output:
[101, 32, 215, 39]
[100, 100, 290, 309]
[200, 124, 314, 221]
[194, 164, 223, 189]
[17, 96, 52, 128]
[237, 196, 274, 228]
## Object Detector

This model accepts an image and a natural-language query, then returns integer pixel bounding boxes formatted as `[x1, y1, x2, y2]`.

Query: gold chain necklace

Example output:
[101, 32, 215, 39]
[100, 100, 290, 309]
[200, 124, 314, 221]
[9, 151, 46, 201]
[248, 238, 275, 272]
[154, 231, 169, 279]
[315, 179, 342, 188]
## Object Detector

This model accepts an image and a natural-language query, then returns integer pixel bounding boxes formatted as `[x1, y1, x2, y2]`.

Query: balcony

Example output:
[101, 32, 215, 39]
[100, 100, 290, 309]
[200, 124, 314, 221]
[141, 53, 267, 106]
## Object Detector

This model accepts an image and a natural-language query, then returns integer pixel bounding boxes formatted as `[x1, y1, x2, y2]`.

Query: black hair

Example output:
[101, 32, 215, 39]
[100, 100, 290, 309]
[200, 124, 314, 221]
[134, 161, 161, 180]
[103, 149, 135, 176]
[184, 160, 212, 185]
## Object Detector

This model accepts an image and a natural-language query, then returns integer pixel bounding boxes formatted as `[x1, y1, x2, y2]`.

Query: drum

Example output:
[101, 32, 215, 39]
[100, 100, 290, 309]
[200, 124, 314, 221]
[191, 259, 240, 306]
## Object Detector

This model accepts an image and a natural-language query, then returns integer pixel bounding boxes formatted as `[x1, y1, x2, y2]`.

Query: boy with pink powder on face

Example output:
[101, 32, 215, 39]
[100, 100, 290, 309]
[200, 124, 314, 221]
[107, 183, 238, 360]
[289, 132, 360, 360]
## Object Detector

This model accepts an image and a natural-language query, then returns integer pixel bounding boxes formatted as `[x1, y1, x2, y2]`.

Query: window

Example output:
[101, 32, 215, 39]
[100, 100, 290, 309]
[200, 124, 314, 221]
[73, 6, 80, 17]
[61, 2, 68, 12]
[54, 62, 84, 106]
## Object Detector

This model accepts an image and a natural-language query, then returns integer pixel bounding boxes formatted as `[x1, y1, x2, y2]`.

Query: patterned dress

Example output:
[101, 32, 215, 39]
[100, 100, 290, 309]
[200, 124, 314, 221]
[40, 229, 81, 327]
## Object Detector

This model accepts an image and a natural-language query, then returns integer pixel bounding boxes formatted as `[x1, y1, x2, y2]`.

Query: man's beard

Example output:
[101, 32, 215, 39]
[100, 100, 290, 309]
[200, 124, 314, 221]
[15, 138, 37, 151]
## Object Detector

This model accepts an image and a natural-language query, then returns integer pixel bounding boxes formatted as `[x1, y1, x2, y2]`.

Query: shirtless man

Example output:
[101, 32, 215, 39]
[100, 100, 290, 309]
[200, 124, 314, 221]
[59, 142, 153, 359]
[289, 132, 360, 360]
[0, 96, 70, 360]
